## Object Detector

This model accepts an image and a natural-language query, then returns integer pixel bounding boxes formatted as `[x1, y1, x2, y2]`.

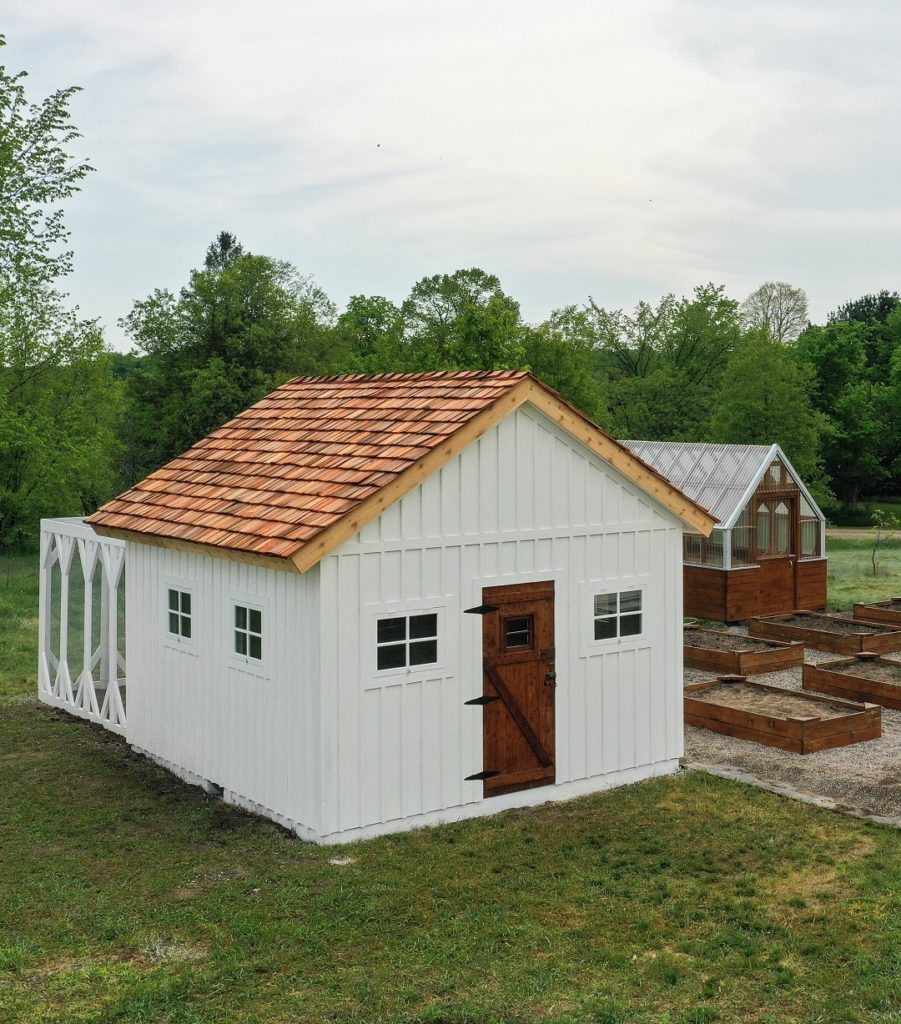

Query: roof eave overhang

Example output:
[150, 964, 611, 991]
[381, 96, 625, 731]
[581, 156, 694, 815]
[89, 523, 302, 574]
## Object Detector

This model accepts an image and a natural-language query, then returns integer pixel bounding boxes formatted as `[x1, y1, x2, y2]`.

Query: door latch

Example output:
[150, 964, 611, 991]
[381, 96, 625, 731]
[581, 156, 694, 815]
[545, 671, 557, 688]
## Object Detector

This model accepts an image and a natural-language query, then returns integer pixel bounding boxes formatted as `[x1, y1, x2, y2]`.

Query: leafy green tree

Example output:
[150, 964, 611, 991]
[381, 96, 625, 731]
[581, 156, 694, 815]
[522, 307, 608, 427]
[710, 335, 830, 502]
[336, 294, 406, 372]
[592, 284, 742, 439]
[0, 37, 92, 281]
[0, 278, 120, 547]
[122, 241, 339, 477]
[0, 39, 120, 546]
[740, 281, 809, 344]
[398, 268, 525, 370]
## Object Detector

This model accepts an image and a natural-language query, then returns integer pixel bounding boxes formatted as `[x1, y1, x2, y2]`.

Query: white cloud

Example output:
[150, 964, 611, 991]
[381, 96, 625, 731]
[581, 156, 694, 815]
[5, 0, 901, 347]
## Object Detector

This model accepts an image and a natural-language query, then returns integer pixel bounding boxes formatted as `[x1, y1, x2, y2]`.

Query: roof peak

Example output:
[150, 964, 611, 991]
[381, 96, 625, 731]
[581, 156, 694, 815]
[284, 369, 531, 386]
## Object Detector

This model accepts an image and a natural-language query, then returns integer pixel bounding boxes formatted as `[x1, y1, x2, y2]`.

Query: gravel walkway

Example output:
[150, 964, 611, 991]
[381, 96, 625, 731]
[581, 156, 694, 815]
[684, 630, 901, 818]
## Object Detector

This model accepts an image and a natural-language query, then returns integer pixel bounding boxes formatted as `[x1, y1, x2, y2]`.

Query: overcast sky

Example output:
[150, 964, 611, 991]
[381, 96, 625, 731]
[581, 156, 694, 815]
[6, 1, 901, 350]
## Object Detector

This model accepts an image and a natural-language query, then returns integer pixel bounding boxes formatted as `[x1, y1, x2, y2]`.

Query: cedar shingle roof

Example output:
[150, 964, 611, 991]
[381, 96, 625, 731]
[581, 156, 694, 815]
[87, 371, 531, 560]
[87, 370, 717, 570]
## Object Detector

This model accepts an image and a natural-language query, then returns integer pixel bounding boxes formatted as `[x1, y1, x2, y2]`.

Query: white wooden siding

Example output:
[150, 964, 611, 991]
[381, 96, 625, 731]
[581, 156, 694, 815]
[318, 403, 684, 839]
[125, 544, 321, 833]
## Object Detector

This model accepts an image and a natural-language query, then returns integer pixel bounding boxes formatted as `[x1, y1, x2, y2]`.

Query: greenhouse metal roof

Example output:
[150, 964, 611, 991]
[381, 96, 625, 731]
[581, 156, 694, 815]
[619, 441, 824, 529]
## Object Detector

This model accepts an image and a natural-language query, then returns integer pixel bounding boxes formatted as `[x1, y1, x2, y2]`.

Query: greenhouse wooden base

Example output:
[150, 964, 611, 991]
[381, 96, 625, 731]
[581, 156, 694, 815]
[853, 599, 901, 627]
[683, 627, 804, 675]
[748, 611, 901, 655]
[803, 654, 901, 712]
[685, 676, 881, 753]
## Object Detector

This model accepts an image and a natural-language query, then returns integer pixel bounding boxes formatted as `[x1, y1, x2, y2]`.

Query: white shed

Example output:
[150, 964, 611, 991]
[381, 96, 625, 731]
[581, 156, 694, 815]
[43, 371, 715, 844]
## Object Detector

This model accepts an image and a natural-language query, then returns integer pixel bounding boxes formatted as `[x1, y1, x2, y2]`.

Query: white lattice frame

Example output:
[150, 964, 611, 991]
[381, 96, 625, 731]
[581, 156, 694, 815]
[38, 517, 127, 736]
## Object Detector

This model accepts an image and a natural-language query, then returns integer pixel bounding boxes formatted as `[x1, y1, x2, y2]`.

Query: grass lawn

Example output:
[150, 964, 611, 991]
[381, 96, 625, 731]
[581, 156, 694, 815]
[2, 554, 900, 1023]
[827, 538, 901, 612]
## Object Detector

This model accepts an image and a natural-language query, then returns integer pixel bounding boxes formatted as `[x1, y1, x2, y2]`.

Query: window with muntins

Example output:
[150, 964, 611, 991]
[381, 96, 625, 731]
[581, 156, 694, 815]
[234, 605, 262, 661]
[377, 613, 438, 670]
[593, 590, 642, 640]
[167, 588, 192, 639]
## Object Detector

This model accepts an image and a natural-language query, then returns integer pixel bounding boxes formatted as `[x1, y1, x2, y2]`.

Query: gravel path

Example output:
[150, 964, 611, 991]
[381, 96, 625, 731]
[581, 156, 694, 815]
[684, 631, 901, 818]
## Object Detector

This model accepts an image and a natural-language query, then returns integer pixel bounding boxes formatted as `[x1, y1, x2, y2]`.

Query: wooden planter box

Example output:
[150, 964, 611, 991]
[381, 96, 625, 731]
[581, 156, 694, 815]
[683, 626, 804, 675]
[685, 675, 881, 753]
[748, 610, 901, 655]
[853, 598, 901, 627]
[803, 653, 901, 711]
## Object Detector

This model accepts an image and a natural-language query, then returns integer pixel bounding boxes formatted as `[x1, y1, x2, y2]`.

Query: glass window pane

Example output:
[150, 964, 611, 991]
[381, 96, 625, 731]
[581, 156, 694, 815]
[594, 593, 617, 617]
[235, 605, 247, 629]
[410, 639, 438, 665]
[621, 614, 642, 637]
[168, 611, 180, 634]
[249, 634, 262, 660]
[235, 631, 247, 655]
[620, 590, 642, 613]
[249, 608, 262, 634]
[410, 613, 437, 639]
[504, 616, 532, 649]
[377, 644, 406, 670]
[594, 617, 617, 641]
[181, 616, 192, 639]
[168, 589, 179, 611]
[756, 504, 771, 554]
[180, 592, 191, 615]
[378, 617, 406, 644]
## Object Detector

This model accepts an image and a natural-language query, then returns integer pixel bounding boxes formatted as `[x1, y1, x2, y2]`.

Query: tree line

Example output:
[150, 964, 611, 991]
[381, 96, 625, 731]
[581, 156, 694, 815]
[2, 44, 900, 548]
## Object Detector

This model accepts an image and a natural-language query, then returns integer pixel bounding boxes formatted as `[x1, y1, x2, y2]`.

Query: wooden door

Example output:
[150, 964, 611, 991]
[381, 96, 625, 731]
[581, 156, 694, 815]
[756, 497, 798, 614]
[480, 581, 556, 798]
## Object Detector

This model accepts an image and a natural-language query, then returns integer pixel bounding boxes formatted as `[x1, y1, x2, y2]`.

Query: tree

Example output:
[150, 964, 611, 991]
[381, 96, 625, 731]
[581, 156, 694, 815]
[740, 281, 809, 344]
[710, 336, 828, 495]
[591, 284, 742, 439]
[122, 238, 339, 476]
[870, 508, 899, 577]
[0, 37, 92, 281]
[0, 39, 120, 546]
[0, 278, 121, 547]
[398, 268, 525, 370]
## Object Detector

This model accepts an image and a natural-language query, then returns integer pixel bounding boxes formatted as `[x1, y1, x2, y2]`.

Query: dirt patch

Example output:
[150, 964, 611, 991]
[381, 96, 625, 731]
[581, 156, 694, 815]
[822, 659, 901, 684]
[691, 681, 849, 720]
[684, 629, 776, 653]
[779, 614, 889, 635]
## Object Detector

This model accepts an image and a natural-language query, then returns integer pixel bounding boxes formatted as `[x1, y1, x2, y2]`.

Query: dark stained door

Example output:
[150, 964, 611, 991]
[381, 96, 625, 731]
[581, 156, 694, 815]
[481, 581, 556, 798]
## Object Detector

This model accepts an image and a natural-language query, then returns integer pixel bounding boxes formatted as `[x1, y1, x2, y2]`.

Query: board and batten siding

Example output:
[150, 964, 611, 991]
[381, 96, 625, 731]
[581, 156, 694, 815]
[125, 543, 322, 835]
[318, 403, 685, 841]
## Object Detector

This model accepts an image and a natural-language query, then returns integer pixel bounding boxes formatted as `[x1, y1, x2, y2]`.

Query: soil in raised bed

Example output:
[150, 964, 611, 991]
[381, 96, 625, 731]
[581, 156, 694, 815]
[822, 659, 901, 684]
[691, 682, 848, 720]
[683, 629, 779, 653]
[777, 614, 887, 635]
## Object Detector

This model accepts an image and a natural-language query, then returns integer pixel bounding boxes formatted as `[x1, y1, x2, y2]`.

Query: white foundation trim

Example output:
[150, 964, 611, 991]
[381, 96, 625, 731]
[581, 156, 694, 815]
[133, 746, 679, 845]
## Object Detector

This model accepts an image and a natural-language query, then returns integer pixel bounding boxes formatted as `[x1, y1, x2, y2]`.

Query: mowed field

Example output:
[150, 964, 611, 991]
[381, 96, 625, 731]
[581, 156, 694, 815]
[1, 546, 900, 1024]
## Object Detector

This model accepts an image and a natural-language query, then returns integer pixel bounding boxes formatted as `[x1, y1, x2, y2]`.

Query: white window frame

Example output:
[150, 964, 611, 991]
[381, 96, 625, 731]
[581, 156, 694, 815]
[582, 580, 648, 652]
[368, 605, 444, 683]
[228, 594, 268, 677]
[163, 580, 197, 655]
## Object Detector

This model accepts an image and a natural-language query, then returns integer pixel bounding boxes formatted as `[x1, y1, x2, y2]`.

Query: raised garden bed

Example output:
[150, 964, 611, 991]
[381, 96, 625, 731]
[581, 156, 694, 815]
[803, 653, 901, 711]
[685, 675, 881, 753]
[853, 598, 901, 627]
[748, 610, 901, 655]
[683, 627, 804, 675]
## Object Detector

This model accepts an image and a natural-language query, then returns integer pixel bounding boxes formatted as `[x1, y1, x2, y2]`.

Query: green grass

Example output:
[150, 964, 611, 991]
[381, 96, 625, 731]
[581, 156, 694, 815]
[827, 537, 901, 611]
[2, 554, 901, 1023]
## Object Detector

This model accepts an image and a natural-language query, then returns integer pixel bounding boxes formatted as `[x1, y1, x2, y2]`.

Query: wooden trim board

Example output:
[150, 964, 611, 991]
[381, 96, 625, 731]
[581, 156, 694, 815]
[803, 654, 901, 711]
